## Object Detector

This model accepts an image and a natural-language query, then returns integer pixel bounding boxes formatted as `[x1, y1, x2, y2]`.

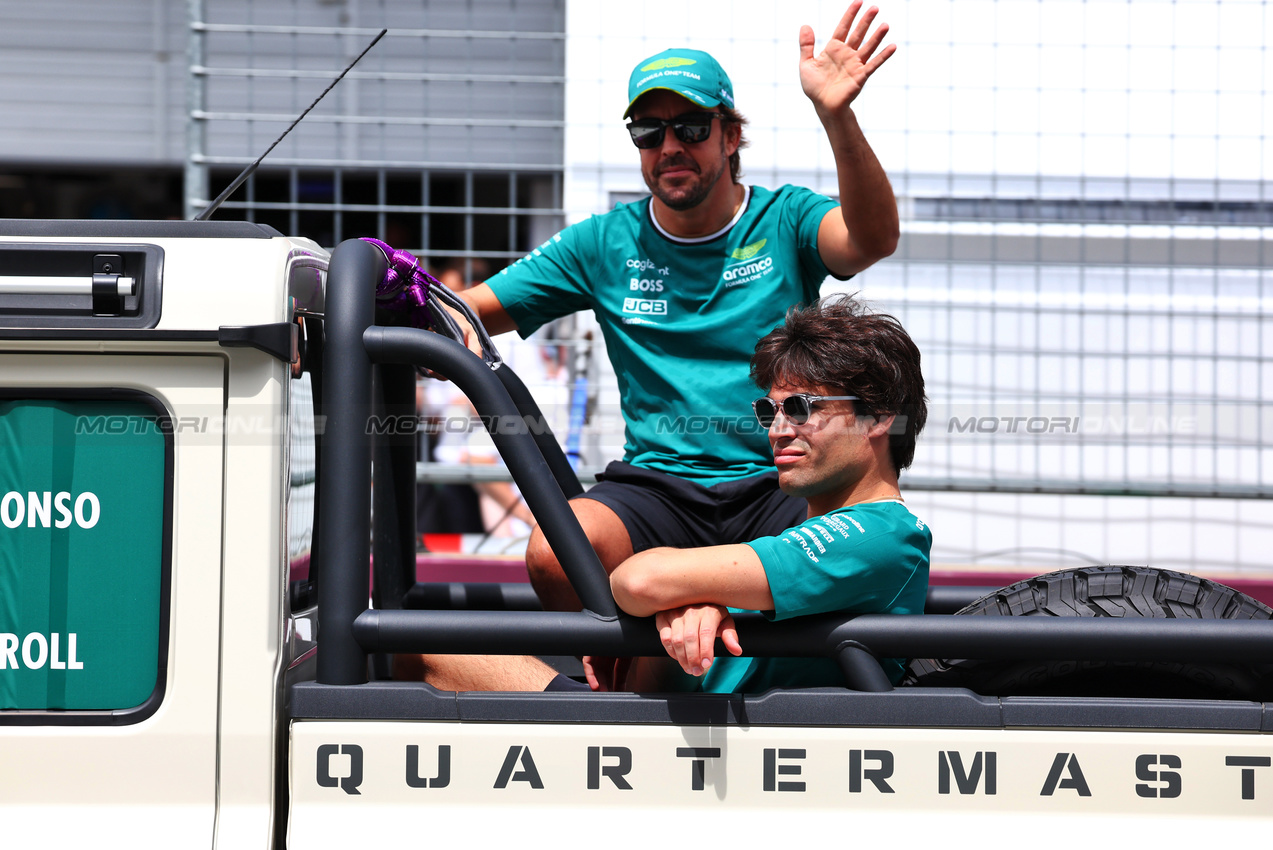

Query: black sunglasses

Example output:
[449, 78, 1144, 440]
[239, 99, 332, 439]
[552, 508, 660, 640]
[752, 393, 859, 428]
[626, 112, 721, 149]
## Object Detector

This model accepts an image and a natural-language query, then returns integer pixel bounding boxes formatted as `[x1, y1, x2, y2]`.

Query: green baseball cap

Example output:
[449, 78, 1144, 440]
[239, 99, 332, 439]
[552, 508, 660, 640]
[624, 48, 736, 118]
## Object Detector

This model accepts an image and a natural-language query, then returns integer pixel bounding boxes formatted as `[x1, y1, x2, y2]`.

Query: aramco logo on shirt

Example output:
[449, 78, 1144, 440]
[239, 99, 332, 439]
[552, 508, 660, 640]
[641, 57, 696, 72]
[723, 239, 774, 287]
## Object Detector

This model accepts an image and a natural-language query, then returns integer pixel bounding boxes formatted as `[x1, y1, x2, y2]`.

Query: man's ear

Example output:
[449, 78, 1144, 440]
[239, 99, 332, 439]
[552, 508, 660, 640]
[865, 413, 895, 439]
[723, 120, 742, 157]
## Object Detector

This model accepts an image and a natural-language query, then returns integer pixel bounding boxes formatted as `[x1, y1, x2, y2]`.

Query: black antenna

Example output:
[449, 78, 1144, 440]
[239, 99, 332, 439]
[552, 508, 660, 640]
[194, 28, 388, 221]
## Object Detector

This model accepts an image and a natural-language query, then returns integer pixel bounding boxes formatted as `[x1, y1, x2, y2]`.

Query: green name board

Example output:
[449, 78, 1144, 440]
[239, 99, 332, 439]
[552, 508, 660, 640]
[0, 398, 167, 712]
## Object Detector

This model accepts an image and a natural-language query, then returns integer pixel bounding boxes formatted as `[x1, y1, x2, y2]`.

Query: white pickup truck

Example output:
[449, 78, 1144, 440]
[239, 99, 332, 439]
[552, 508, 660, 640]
[1, 221, 1270, 849]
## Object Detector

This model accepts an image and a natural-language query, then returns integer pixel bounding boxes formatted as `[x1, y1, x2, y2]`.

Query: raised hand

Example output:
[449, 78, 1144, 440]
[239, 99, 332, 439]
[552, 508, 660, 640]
[799, 2, 896, 118]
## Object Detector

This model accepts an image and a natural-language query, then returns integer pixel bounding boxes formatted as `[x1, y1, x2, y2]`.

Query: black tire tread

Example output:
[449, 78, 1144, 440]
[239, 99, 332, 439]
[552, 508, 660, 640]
[905, 565, 1273, 698]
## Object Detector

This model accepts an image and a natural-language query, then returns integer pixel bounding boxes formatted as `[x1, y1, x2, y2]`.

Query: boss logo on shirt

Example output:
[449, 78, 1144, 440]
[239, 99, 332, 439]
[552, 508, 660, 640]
[622, 298, 668, 316]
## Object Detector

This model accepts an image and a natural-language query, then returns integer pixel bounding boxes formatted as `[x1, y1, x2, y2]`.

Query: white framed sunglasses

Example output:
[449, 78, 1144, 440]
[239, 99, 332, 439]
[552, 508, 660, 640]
[751, 393, 859, 427]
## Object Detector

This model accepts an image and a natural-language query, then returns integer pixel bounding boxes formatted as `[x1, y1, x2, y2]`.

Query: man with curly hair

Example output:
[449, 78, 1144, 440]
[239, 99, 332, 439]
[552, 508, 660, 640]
[406, 296, 929, 694]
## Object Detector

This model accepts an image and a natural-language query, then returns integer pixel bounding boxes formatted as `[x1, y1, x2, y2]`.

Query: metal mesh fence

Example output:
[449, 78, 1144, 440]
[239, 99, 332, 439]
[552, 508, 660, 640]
[189, 0, 1273, 572]
[185, 0, 566, 279]
[561, 0, 1273, 573]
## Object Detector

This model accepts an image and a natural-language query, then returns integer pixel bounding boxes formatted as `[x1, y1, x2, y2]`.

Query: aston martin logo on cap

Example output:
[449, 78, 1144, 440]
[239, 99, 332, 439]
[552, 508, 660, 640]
[641, 57, 697, 72]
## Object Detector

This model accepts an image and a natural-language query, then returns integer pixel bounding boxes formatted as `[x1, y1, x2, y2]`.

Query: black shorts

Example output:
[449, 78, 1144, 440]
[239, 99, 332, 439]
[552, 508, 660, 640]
[544, 673, 592, 692]
[579, 461, 807, 553]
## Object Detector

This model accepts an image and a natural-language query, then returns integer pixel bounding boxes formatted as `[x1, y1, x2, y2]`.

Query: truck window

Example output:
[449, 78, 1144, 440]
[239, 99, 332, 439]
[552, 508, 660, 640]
[0, 395, 169, 713]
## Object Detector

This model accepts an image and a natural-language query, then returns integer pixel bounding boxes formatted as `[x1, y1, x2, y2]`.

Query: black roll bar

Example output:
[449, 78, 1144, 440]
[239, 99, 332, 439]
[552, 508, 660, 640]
[401, 582, 1000, 615]
[317, 239, 1273, 696]
[371, 362, 419, 609]
[316, 238, 385, 685]
[492, 360, 584, 499]
[363, 324, 618, 618]
[316, 238, 625, 688]
[354, 608, 1273, 666]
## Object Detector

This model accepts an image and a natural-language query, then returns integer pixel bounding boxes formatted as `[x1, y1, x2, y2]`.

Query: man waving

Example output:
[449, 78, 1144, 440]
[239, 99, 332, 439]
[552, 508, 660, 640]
[458, 4, 901, 612]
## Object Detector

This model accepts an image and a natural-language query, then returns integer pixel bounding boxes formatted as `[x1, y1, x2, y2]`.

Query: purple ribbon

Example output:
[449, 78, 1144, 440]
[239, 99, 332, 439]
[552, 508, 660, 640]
[360, 237, 442, 330]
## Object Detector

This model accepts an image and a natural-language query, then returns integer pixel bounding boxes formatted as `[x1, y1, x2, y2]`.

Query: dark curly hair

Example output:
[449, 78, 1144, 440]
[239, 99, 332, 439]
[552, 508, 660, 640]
[718, 106, 749, 183]
[750, 295, 928, 472]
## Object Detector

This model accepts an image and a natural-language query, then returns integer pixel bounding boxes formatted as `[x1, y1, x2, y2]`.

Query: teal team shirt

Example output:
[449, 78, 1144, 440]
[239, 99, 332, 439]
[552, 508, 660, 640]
[699, 500, 932, 693]
[486, 185, 840, 485]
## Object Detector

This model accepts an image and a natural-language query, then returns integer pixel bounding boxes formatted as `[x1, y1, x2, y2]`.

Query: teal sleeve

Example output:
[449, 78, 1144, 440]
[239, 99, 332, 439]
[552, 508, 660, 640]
[745, 506, 930, 621]
[785, 187, 844, 294]
[708, 504, 929, 693]
[485, 218, 599, 336]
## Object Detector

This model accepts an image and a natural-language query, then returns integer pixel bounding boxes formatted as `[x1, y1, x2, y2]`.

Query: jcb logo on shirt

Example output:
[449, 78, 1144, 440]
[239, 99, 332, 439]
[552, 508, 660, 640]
[623, 298, 668, 316]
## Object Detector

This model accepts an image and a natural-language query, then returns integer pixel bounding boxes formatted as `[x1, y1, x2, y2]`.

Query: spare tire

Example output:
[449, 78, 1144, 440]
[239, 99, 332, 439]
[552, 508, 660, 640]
[904, 565, 1273, 699]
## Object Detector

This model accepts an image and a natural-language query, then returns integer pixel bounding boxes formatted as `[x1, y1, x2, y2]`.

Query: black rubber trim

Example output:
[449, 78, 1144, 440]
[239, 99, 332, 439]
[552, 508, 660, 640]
[457, 689, 995, 727]
[0, 329, 218, 343]
[219, 322, 296, 363]
[287, 680, 1266, 731]
[290, 681, 460, 721]
[457, 690, 745, 725]
[1000, 696, 1265, 731]
[741, 687, 1001, 727]
[0, 219, 282, 239]
[289, 681, 746, 725]
[0, 388, 174, 727]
